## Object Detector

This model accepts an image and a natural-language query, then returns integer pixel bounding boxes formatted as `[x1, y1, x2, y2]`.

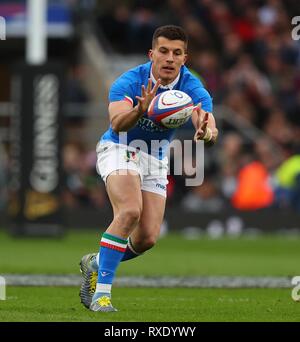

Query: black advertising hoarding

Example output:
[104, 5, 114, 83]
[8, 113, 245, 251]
[9, 62, 64, 236]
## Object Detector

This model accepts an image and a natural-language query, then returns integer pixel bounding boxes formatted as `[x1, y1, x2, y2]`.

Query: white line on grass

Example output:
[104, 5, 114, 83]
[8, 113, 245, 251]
[1, 275, 293, 288]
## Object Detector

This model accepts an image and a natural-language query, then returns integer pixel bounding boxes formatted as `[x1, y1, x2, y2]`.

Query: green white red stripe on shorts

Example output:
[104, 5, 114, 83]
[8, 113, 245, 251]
[100, 233, 127, 253]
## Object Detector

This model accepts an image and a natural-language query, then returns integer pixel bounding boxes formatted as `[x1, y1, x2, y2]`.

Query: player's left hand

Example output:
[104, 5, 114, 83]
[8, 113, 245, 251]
[193, 104, 211, 142]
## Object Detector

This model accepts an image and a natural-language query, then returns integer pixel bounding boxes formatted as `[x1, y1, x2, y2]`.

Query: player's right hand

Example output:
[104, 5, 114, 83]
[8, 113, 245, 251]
[136, 78, 161, 115]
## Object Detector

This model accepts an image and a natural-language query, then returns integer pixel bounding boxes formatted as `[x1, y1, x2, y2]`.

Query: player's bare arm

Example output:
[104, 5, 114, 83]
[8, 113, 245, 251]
[192, 103, 218, 146]
[109, 78, 161, 132]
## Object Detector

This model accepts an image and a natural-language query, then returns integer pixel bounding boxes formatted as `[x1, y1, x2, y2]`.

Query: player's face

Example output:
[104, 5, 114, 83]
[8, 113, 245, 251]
[149, 37, 187, 85]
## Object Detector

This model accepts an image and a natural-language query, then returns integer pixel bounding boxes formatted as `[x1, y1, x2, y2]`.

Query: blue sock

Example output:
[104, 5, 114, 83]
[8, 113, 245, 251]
[94, 232, 127, 298]
[121, 237, 141, 262]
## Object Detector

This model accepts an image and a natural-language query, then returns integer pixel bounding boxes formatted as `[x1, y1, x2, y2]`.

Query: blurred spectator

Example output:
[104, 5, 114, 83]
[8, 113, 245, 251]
[225, 54, 272, 103]
[254, 137, 283, 171]
[231, 157, 274, 210]
[66, 64, 89, 104]
[127, 1, 160, 53]
[181, 175, 225, 212]
[191, 50, 223, 98]
[181, 15, 213, 51]
[222, 32, 244, 68]
[218, 132, 243, 200]
[63, 142, 108, 209]
[97, 4, 131, 53]
[274, 154, 300, 212]
[263, 109, 294, 147]
[64, 64, 91, 143]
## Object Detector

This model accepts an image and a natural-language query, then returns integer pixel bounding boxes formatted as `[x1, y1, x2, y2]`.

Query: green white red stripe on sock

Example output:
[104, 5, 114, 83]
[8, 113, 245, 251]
[100, 233, 127, 253]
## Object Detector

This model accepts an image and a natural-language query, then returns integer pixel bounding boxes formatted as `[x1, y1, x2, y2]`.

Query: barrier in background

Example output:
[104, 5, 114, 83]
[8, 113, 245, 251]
[63, 206, 300, 235]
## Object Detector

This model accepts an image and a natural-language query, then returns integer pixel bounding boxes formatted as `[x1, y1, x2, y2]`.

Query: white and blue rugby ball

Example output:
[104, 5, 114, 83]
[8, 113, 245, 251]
[148, 90, 194, 129]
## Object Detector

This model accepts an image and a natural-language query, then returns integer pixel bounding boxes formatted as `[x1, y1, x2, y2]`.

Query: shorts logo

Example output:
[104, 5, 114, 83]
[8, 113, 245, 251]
[124, 150, 139, 163]
[156, 183, 166, 191]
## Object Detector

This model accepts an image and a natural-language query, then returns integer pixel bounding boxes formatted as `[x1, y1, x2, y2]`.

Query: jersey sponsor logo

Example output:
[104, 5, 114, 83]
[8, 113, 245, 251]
[137, 117, 167, 132]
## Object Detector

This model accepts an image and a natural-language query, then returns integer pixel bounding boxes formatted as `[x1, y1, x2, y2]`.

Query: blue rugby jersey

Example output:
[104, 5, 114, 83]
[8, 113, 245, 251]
[100, 61, 212, 159]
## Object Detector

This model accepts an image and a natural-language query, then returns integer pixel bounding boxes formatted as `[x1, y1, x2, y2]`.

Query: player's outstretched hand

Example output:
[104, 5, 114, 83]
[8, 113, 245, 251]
[193, 104, 210, 142]
[136, 78, 161, 115]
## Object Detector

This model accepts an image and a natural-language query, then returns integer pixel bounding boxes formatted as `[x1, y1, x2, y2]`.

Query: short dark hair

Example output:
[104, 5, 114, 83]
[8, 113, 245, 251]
[152, 25, 188, 50]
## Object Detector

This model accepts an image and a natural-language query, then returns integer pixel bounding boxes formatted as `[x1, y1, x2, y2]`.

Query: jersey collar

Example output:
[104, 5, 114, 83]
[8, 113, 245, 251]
[150, 67, 180, 90]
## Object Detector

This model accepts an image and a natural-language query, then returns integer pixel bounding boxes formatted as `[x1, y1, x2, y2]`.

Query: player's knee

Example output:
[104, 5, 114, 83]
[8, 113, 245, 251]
[135, 235, 157, 252]
[143, 237, 157, 250]
[117, 207, 141, 228]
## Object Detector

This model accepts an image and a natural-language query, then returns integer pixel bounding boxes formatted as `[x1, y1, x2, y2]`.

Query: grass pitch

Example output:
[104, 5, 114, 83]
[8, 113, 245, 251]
[0, 229, 300, 321]
[0, 229, 300, 276]
[1, 287, 299, 322]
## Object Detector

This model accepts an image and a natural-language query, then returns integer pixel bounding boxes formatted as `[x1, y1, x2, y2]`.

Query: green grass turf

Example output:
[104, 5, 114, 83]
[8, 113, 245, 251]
[0, 229, 299, 276]
[0, 287, 299, 322]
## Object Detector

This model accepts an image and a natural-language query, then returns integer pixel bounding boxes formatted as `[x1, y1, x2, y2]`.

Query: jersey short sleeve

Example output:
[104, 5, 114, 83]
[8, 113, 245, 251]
[190, 87, 213, 113]
[108, 71, 138, 106]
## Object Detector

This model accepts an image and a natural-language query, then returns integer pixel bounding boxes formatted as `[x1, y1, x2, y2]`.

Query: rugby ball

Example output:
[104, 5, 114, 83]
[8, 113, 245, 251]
[148, 90, 194, 129]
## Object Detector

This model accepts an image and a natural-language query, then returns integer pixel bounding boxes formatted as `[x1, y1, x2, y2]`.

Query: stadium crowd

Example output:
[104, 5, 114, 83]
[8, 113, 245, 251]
[1, 0, 299, 214]
[61, 0, 300, 213]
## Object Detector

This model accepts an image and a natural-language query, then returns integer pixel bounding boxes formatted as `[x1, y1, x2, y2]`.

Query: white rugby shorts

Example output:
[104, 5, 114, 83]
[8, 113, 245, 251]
[96, 142, 169, 197]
